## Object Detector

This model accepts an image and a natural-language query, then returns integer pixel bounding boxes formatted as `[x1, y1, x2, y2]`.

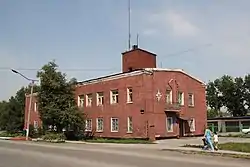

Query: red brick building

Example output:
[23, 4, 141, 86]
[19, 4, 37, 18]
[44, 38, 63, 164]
[25, 45, 207, 140]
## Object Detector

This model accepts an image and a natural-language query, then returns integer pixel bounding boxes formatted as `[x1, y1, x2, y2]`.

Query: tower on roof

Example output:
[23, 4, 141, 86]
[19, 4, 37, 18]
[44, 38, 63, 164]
[122, 45, 157, 73]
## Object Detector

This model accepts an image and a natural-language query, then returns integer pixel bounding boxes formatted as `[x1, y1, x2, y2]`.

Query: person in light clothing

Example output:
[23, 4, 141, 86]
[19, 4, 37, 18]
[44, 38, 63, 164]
[213, 132, 219, 150]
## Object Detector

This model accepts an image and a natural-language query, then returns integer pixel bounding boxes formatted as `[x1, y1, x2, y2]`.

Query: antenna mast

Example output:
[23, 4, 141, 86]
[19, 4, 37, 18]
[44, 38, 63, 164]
[128, 0, 131, 50]
[136, 33, 139, 46]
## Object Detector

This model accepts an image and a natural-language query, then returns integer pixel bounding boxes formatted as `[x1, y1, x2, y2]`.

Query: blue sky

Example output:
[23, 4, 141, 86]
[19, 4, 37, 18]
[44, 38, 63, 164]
[1, 0, 250, 100]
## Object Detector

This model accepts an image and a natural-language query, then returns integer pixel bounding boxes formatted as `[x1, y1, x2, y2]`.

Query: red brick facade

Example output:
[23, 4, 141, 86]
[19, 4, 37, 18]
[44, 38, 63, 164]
[24, 46, 206, 140]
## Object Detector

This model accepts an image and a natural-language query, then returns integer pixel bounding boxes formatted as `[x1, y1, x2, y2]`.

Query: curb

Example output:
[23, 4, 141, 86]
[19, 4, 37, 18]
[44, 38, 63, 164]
[161, 148, 250, 159]
[0, 137, 11, 140]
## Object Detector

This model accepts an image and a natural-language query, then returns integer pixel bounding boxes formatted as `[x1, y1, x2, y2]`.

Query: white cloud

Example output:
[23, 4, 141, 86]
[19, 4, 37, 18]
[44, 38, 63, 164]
[165, 10, 200, 37]
[142, 29, 157, 36]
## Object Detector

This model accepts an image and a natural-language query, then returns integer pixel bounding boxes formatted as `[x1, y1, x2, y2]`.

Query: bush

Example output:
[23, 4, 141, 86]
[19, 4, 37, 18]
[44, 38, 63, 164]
[0, 131, 23, 137]
[42, 133, 66, 142]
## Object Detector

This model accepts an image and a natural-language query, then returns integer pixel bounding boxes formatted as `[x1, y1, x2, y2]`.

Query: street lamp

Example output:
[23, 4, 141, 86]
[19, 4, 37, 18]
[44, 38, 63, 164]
[11, 69, 39, 141]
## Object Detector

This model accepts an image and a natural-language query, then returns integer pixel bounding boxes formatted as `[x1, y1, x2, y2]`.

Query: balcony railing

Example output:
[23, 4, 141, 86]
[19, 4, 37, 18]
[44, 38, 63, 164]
[165, 102, 181, 111]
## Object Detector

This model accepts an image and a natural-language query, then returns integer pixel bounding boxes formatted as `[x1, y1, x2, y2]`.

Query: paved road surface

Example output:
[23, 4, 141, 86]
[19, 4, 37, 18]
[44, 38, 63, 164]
[0, 140, 249, 167]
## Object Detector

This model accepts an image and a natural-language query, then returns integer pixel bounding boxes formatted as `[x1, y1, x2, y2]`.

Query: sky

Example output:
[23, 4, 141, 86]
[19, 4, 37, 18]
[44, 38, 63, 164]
[1, 0, 250, 100]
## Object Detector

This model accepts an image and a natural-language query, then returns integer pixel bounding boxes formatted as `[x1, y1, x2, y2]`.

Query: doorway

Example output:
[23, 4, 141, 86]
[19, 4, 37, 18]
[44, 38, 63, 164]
[179, 119, 184, 137]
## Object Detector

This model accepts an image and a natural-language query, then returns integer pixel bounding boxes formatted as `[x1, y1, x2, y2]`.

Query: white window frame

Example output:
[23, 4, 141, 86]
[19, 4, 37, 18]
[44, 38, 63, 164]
[166, 90, 172, 104]
[111, 117, 119, 132]
[78, 95, 84, 107]
[166, 117, 174, 132]
[188, 93, 194, 106]
[96, 92, 104, 106]
[127, 87, 133, 103]
[34, 102, 38, 112]
[86, 94, 93, 107]
[189, 118, 196, 132]
[85, 119, 92, 131]
[178, 91, 184, 105]
[96, 118, 104, 132]
[127, 116, 133, 133]
[110, 90, 119, 104]
[34, 120, 38, 129]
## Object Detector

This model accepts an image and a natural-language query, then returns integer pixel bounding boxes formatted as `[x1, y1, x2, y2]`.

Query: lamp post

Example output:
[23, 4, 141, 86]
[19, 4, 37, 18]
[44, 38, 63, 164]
[11, 69, 39, 141]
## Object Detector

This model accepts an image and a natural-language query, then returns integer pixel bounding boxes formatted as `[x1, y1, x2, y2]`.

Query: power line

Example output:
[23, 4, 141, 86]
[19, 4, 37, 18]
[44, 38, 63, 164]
[0, 67, 119, 72]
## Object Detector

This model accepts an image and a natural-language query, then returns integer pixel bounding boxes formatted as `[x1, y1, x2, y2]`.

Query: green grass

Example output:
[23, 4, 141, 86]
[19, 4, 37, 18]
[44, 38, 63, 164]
[85, 138, 153, 144]
[219, 133, 250, 138]
[0, 131, 23, 137]
[219, 142, 250, 153]
[183, 142, 250, 153]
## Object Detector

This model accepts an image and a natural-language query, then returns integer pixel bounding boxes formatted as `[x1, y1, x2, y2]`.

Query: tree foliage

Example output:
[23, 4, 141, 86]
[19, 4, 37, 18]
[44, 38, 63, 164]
[36, 61, 85, 133]
[0, 86, 39, 132]
[206, 74, 250, 117]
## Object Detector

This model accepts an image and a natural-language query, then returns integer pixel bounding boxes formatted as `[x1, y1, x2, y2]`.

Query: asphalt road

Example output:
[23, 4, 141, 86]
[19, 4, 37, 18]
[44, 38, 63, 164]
[0, 140, 249, 167]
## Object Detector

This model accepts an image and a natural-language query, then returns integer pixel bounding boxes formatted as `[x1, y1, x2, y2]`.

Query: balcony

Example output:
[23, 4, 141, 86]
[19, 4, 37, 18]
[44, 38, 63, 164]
[165, 102, 181, 112]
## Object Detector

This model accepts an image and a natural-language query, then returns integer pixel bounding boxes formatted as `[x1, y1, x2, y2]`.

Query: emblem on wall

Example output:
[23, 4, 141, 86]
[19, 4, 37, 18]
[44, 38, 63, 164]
[156, 89, 162, 102]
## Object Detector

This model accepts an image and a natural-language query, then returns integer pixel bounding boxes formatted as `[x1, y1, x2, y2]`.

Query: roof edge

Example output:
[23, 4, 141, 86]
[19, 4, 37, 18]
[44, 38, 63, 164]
[144, 68, 206, 85]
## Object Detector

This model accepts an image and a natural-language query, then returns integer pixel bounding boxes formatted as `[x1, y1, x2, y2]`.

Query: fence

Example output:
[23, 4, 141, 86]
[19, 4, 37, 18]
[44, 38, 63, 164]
[208, 120, 250, 133]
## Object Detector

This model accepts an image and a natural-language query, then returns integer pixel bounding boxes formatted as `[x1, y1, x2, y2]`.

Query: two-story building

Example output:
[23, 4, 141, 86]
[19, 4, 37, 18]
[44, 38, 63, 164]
[25, 45, 207, 140]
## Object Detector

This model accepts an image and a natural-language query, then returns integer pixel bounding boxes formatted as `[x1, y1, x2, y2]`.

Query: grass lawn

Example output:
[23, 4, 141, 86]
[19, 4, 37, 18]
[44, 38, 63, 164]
[85, 138, 154, 144]
[219, 142, 250, 153]
[183, 142, 250, 153]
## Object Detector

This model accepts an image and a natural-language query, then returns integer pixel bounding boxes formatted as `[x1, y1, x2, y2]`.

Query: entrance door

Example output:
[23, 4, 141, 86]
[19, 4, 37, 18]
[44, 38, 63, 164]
[179, 119, 184, 137]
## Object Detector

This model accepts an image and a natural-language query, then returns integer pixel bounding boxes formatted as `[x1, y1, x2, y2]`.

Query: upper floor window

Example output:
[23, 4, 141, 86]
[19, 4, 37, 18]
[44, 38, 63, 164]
[78, 95, 84, 107]
[34, 102, 38, 112]
[188, 93, 194, 106]
[110, 90, 119, 104]
[177, 91, 184, 105]
[97, 92, 104, 106]
[127, 87, 133, 103]
[86, 94, 93, 107]
[166, 90, 172, 104]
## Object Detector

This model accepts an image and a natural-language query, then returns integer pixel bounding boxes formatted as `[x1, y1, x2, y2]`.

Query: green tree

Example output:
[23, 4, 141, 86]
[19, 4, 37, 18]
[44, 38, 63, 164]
[206, 80, 223, 111]
[0, 86, 40, 132]
[207, 109, 219, 119]
[37, 61, 85, 133]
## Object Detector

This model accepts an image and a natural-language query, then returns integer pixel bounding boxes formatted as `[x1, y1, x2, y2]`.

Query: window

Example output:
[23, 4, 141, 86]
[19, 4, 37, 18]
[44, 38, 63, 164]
[177, 91, 184, 105]
[166, 90, 172, 104]
[166, 117, 173, 132]
[127, 116, 133, 133]
[78, 95, 84, 107]
[34, 121, 38, 129]
[86, 94, 93, 107]
[188, 93, 194, 106]
[85, 119, 92, 131]
[127, 88, 133, 103]
[97, 92, 104, 106]
[189, 118, 195, 132]
[96, 118, 104, 132]
[110, 90, 119, 104]
[111, 118, 119, 132]
[34, 102, 38, 112]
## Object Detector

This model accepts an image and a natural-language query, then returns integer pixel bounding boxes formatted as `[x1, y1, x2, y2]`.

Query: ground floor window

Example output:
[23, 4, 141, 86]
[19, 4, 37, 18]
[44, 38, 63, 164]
[127, 116, 133, 133]
[85, 119, 92, 131]
[166, 117, 174, 132]
[111, 117, 119, 132]
[189, 118, 195, 132]
[96, 118, 104, 132]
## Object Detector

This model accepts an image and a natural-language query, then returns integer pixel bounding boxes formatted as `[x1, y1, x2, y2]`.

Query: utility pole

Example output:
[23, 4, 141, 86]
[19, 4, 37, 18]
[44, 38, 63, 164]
[11, 69, 38, 141]
[128, 0, 131, 50]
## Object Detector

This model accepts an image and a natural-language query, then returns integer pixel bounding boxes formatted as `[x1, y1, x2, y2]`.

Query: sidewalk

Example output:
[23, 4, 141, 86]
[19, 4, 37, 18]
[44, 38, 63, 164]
[65, 140, 250, 158]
